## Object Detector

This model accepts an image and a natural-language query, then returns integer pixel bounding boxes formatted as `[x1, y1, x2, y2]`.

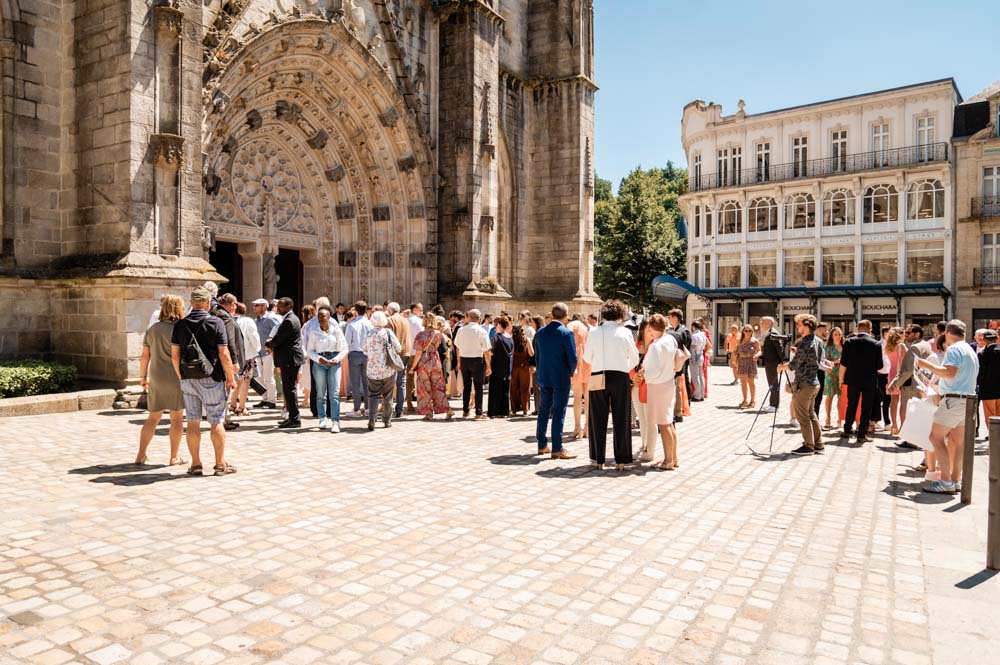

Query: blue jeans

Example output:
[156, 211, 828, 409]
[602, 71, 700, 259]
[311, 357, 342, 423]
[348, 350, 369, 411]
[394, 357, 410, 417]
[536, 385, 571, 453]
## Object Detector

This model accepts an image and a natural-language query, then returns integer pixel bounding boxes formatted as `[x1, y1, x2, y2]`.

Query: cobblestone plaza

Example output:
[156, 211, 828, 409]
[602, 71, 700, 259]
[1, 367, 997, 665]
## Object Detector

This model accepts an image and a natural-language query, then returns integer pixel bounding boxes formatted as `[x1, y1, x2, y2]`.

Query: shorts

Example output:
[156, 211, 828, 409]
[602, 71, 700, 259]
[180, 377, 228, 425]
[932, 397, 967, 430]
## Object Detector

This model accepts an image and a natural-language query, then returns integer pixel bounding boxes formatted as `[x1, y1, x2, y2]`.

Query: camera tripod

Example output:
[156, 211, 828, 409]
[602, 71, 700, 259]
[744, 369, 792, 456]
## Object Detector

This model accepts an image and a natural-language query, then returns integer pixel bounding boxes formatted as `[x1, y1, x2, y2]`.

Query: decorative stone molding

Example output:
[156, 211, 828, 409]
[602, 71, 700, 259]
[379, 107, 399, 128]
[152, 4, 184, 36]
[372, 205, 391, 222]
[150, 133, 185, 166]
[335, 202, 355, 219]
[325, 165, 346, 182]
[374, 250, 392, 267]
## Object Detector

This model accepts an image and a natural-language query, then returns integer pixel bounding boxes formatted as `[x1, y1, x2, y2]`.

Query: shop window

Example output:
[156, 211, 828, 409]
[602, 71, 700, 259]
[717, 253, 741, 288]
[906, 179, 944, 219]
[748, 197, 777, 232]
[863, 184, 898, 224]
[822, 247, 854, 286]
[748, 251, 777, 286]
[785, 193, 816, 229]
[906, 242, 944, 283]
[823, 188, 855, 226]
[862, 244, 898, 284]
[784, 248, 815, 285]
[719, 201, 741, 235]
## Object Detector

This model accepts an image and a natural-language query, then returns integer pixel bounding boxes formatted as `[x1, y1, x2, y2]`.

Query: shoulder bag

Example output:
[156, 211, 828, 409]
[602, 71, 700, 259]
[382, 330, 405, 372]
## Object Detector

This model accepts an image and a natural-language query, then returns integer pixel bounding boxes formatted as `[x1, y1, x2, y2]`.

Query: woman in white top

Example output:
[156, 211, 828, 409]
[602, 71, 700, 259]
[306, 307, 349, 432]
[639, 314, 689, 470]
[583, 300, 640, 471]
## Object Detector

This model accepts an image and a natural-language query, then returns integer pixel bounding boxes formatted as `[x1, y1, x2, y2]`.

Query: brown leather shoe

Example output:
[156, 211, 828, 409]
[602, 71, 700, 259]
[551, 450, 577, 460]
[537, 448, 551, 455]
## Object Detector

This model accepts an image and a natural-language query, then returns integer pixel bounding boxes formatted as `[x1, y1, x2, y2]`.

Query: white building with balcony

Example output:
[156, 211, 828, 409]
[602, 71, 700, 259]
[675, 79, 959, 359]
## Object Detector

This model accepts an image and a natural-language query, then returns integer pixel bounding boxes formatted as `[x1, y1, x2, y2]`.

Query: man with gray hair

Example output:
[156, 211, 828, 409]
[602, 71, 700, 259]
[454, 308, 492, 419]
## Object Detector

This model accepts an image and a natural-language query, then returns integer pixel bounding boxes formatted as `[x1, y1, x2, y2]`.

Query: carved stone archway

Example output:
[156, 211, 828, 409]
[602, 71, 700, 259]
[203, 18, 436, 305]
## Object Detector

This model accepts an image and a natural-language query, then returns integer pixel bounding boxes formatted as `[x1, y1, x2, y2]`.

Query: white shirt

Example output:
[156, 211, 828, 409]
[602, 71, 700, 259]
[454, 322, 491, 358]
[301, 316, 320, 351]
[523, 324, 536, 341]
[583, 322, 640, 373]
[408, 313, 423, 342]
[690, 330, 707, 355]
[235, 315, 261, 358]
[642, 334, 678, 384]
[306, 322, 348, 363]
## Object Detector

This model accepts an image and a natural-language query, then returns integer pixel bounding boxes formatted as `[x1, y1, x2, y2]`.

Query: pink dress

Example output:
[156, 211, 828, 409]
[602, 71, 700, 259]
[886, 345, 905, 396]
[568, 320, 592, 386]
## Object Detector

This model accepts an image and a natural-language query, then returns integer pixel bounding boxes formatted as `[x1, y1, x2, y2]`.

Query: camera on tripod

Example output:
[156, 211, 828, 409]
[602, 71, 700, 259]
[768, 331, 793, 362]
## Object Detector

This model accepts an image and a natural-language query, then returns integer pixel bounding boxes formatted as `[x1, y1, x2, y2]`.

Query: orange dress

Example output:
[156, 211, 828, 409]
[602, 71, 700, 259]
[568, 320, 592, 386]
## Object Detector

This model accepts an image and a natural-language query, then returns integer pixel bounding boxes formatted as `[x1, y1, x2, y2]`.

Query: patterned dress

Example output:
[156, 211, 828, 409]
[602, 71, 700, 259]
[413, 330, 450, 415]
[736, 340, 760, 378]
[823, 344, 842, 396]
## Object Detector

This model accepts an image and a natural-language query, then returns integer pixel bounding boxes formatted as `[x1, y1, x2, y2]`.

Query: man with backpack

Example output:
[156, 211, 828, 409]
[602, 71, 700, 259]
[170, 286, 237, 477]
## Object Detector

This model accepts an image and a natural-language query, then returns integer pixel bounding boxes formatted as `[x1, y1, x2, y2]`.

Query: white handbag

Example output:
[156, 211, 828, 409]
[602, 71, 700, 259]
[587, 326, 606, 392]
[897, 397, 937, 451]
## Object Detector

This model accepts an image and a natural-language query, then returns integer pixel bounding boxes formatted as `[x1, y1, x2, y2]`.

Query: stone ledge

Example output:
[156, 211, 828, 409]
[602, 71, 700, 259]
[0, 389, 117, 418]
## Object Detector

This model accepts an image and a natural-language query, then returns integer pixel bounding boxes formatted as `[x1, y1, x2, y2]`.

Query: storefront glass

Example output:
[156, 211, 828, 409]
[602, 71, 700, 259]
[906, 241, 944, 283]
[784, 248, 815, 285]
[748, 252, 777, 287]
[716, 302, 741, 358]
[718, 253, 741, 288]
[972, 309, 1000, 334]
[822, 247, 855, 286]
[862, 244, 897, 284]
[747, 302, 777, 339]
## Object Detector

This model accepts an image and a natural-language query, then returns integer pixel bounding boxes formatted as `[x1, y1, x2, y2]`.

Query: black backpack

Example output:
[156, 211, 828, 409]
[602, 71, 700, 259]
[179, 319, 215, 379]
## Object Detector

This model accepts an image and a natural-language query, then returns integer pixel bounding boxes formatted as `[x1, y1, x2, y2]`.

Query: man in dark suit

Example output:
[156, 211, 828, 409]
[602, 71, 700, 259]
[839, 319, 884, 444]
[760, 316, 784, 413]
[265, 297, 305, 429]
[533, 302, 578, 459]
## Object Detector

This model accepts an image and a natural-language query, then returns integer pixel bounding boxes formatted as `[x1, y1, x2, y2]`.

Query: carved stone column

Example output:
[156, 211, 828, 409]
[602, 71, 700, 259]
[150, 3, 184, 255]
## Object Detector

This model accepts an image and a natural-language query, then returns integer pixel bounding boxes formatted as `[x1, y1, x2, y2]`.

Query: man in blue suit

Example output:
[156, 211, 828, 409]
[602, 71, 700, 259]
[533, 303, 579, 459]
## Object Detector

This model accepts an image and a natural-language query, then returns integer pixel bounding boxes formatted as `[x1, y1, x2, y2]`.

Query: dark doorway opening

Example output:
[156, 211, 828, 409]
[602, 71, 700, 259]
[209, 241, 243, 301]
[275, 248, 304, 310]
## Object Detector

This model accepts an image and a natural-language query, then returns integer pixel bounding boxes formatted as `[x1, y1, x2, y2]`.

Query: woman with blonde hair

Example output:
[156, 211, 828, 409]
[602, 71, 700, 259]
[566, 313, 590, 437]
[638, 313, 689, 470]
[409, 312, 454, 420]
[135, 295, 187, 466]
[735, 324, 762, 408]
[884, 326, 907, 435]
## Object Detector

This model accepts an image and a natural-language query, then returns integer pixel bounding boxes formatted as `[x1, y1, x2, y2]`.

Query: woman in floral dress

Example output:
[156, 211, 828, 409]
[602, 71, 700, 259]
[409, 312, 453, 420]
[823, 327, 844, 430]
[735, 325, 761, 409]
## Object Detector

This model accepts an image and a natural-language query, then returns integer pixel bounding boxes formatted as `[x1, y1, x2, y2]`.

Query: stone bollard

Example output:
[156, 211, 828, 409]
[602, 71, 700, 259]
[989, 417, 1000, 571]
[961, 397, 978, 505]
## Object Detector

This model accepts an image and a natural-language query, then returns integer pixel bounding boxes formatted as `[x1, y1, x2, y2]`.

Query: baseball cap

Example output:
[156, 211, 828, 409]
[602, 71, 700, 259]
[190, 286, 211, 302]
[251, 298, 268, 305]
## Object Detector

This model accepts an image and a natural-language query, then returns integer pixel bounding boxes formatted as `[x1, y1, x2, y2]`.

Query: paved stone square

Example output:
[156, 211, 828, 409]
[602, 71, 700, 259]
[1, 366, 997, 665]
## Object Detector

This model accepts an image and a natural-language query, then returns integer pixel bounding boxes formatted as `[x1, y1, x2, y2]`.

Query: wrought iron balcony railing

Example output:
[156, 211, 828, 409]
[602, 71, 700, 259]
[688, 142, 949, 193]
[974, 268, 1000, 288]
[971, 196, 1000, 218]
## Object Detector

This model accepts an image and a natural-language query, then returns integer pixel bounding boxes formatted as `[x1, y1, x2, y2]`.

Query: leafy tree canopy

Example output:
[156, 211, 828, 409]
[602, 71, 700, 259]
[593, 164, 687, 312]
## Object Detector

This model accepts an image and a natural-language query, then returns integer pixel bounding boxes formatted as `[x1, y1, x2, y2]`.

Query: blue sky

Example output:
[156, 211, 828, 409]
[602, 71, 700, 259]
[593, 0, 997, 190]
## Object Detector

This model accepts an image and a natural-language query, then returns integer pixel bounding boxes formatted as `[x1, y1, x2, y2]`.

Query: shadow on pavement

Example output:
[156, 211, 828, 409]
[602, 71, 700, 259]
[881, 480, 956, 505]
[90, 473, 184, 486]
[487, 454, 544, 466]
[955, 569, 998, 590]
[69, 463, 165, 475]
[95, 410, 139, 417]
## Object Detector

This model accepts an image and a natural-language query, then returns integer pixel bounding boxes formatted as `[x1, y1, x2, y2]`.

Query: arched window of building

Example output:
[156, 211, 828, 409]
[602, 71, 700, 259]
[784, 193, 816, 229]
[748, 197, 777, 232]
[718, 200, 741, 235]
[823, 188, 855, 226]
[862, 184, 898, 224]
[906, 179, 945, 219]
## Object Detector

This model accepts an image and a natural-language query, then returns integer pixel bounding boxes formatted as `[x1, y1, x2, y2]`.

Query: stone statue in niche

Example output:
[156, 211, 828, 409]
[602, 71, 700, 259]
[263, 251, 278, 300]
[344, 0, 367, 37]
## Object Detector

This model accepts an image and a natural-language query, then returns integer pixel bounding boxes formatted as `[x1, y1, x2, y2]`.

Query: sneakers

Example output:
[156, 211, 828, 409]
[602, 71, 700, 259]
[791, 445, 815, 456]
[762, 406, 776, 414]
[923, 480, 958, 495]
[331, 422, 341, 433]
[350, 410, 363, 418]
[318, 418, 330, 430]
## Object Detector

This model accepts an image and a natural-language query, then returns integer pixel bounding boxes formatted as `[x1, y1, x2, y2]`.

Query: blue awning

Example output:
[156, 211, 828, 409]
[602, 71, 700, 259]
[652, 276, 949, 303]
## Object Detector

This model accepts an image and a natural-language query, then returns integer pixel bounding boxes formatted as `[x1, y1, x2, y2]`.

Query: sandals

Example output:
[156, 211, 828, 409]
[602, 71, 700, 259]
[738, 401, 749, 409]
[168, 457, 188, 466]
[422, 415, 433, 421]
[187, 465, 203, 476]
[446, 410, 454, 421]
[134, 456, 148, 465]
[213, 463, 237, 477]
[656, 461, 675, 471]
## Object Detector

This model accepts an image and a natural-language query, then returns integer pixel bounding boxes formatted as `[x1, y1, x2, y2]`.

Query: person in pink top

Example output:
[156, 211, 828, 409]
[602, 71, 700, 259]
[567, 314, 592, 440]
[884, 327, 907, 435]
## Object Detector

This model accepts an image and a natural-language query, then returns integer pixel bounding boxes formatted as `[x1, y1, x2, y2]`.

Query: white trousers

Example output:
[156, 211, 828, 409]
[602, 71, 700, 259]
[259, 353, 277, 402]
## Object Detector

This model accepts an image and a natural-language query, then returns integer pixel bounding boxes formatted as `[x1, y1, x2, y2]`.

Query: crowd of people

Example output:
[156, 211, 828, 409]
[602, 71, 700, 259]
[134, 281, 997, 492]
[725, 314, 997, 496]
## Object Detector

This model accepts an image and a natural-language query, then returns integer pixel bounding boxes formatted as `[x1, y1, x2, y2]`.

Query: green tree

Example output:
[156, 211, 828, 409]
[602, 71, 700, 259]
[594, 164, 687, 312]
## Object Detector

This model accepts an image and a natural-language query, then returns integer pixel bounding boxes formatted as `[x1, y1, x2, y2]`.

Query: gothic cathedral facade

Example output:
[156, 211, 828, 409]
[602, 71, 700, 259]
[0, 0, 598, 383]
